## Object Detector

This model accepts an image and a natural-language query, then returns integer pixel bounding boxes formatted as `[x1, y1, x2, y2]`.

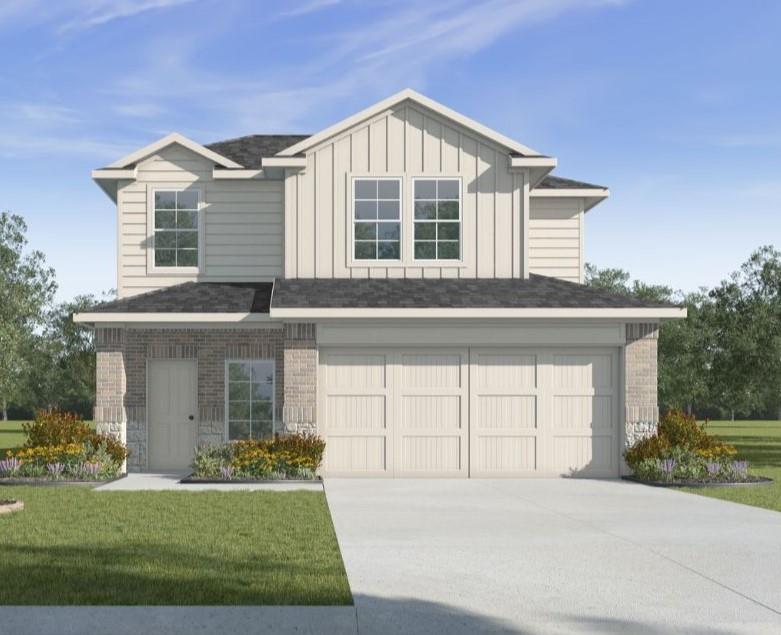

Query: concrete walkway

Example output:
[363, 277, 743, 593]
[326, 478, 781, 635]
[94, 472, 323, 491]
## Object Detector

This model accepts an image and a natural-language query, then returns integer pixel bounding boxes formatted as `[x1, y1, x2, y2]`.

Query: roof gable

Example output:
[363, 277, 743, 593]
[108, 132, 242, 169]
[277, 88, 543, 158]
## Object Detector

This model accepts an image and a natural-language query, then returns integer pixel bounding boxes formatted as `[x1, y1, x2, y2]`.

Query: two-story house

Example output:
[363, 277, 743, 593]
[75, 89, 684, 477]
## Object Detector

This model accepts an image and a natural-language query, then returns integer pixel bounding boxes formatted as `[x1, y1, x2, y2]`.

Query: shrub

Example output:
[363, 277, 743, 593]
[22, 409, 128, 465]
[625, 409, 741, 480]
[191, 433, 325, 480]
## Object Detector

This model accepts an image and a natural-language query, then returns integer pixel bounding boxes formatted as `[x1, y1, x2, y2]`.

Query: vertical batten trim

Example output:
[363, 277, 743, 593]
[522, 170, 530, 279]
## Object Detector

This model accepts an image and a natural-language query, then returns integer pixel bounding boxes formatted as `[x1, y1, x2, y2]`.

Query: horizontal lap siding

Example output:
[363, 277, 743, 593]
[528, 199, 583, 283]
[285, 103, 524, 280]
[117, 144, 284, 298]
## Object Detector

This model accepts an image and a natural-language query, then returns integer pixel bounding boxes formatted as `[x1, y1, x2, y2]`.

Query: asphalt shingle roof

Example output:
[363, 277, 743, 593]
[536, 175, 607, 190]
[206, 135, 309, 169]
[91, 282, 273, 313]
[271, 275, 674, 310]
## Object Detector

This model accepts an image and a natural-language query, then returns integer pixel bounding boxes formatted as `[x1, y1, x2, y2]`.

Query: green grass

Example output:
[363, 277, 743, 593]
[685, 420, 781, 513]
[0, 419, 95, 455]
[0, 420, 29, 455]
[0, 487, 352, 605]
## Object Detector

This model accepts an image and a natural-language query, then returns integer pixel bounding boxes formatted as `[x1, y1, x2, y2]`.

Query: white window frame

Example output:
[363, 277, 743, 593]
[411, 176, 463, 264]
[350, 176, 403, 265]
[146, 184, 205, 275]
[223, 359, 276, 441]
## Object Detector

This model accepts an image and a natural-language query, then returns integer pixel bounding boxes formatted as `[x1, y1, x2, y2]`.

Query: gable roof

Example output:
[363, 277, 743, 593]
[276, 88, 544, 158]
[537, 175, 607, 190]
[107, 132, 242, 169]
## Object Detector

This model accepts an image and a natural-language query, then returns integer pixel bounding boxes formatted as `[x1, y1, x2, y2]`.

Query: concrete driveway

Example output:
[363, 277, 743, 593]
[325, 478, 781, 635]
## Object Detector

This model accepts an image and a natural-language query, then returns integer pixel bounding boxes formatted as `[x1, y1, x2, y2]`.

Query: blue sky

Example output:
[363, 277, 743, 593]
[1, 0, 779, 301]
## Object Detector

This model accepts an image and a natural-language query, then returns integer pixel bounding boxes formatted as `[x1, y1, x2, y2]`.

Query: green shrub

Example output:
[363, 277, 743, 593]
[191, 434, 325, 480]
[22, 409, 128, 465]
[625, 409, 739, 475]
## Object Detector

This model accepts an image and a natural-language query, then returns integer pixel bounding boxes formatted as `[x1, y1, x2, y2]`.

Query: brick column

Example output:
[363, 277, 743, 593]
[95, 327, 128, 471]
[624, 323, 659, 453]
[282, 323, 317, 435]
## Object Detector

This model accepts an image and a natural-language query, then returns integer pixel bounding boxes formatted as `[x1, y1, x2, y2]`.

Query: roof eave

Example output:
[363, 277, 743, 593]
[269, 307, 687, 320]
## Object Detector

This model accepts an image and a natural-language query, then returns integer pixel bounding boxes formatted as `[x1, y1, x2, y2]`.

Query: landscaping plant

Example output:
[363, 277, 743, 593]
[191, 434, 325, 480]
[624, 409, 754, 483]
[1, 409, 126, 480]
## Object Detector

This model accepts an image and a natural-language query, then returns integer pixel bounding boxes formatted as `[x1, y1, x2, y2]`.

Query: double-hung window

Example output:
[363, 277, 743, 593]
[225, 360, 275, 440]
[353, 178, 401, 260]
[153, 190, 199, 268]
[413, 178, 461, 260]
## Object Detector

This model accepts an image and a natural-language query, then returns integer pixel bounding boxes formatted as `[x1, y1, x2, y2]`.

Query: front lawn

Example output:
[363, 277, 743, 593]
[0, 420, 28, 454]
[686, 420, 781, 513]
[0, 487, 352, 605]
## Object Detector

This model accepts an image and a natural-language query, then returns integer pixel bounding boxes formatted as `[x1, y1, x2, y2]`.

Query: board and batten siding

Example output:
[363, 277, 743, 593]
[528, 198, 584, 283]
[116, 144, 284, 298]
[284, 103, 528, 280]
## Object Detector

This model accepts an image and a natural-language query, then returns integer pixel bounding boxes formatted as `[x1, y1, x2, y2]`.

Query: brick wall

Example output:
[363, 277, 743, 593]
[282, 323, 318, 435]
[95, 326, 287, 471]
[624, 322, 659, 453]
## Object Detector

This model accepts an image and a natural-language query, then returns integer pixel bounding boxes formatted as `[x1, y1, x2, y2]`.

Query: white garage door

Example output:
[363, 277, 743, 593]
[319, 347, 618, 477]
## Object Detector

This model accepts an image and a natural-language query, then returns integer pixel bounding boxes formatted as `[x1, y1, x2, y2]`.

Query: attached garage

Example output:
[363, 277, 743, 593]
[319, 346, 619, 478]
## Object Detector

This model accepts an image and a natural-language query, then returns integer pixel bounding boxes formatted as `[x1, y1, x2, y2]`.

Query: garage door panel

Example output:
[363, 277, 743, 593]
[401, 436, 462, 472]
[325, 353, 387, 389]
[475, 353, 537, 389]
[475, 436, 536, 472]
[401, 395, 462, 430]
[327, 395, 386, 431]
[477, 395, 536, 429]
[552, 435, 615, 476]
[553, 353, 613, 390]
[553, 395, 614, 431]
[401, 353, 462, 388]
[326, 436, 386, 472]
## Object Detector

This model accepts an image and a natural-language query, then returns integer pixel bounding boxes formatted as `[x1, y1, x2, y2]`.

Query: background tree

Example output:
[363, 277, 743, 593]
[0, 212, 56, 420]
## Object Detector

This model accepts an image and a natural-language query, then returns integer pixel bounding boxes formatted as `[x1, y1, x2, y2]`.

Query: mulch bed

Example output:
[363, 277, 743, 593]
[0, 475, 126, 488]
[180, 474, 322, 485]
[622, 475, 773, 489]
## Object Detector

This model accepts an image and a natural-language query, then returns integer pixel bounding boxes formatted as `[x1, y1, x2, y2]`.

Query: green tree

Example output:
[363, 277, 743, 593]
[708, 246, 781, 419]
[0, 213, 56, 420]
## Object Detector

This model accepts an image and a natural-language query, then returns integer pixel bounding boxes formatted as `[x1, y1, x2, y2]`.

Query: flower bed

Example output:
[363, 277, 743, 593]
[0, 410, 127, 484]
[188, 434, 325, 481]
[625, 410, 772, 487]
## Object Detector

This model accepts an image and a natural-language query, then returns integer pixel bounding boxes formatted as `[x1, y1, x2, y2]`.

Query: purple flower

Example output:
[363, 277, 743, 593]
[706, 462, 721, 477]
[220, 465, 235, 480]
[47, 462, 65, 477]
[731, 460, 749, 477]
[78, 462, 102, 478]
[660, 459, 677, 478]
[0, 457, 21, 476]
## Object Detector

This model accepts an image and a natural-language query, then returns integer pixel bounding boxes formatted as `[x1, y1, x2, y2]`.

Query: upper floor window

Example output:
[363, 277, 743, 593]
[353, 178, 401, 260]
[413, 178, 460, 260]
[154, 190, 199, 268]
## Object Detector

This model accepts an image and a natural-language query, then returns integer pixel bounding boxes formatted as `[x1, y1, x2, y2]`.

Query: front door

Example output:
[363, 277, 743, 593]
[148, 360, 198, 471]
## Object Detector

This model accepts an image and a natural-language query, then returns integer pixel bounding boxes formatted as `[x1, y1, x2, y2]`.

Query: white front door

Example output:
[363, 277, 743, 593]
[148, 360, 198, 471]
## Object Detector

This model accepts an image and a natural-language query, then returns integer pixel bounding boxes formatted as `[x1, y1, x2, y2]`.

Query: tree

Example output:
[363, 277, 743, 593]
[0, 213, 56, 420]
[584, 263, 674, 303]
[708, 246, 781, 419]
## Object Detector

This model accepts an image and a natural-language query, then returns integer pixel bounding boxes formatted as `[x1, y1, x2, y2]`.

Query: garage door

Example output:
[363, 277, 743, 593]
[319, 348, 618, 477]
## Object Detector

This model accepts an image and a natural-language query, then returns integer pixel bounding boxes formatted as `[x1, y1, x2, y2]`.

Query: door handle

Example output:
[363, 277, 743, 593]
[188, 415, 194, 421]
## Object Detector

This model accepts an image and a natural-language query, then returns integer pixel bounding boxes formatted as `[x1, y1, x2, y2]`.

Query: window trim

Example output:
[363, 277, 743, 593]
[146, 184, 205, 276]
[349, 175, 404, 265]
[410, 176, 463, 264]
[223, 358, 276, 442]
